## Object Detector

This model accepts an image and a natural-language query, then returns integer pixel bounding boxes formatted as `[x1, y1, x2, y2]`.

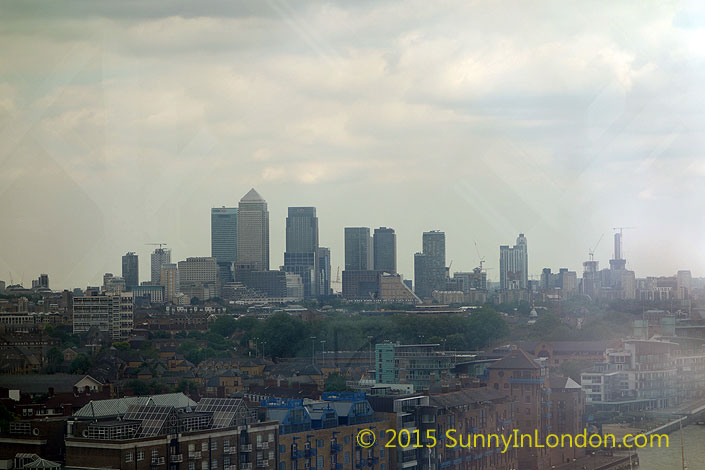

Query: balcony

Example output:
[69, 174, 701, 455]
[151, 457, 166, 466]
[257, 461, 269, 468]
[188, 452, 202, 460]
[170, 454, 183, 463]
[257, 442, 269, 450]
[241, 464, 253, 470]
[331, 464, 343, 470]
[330, 444, 343, 454]
[291, 450, 303, 459]
[225, 447, 239, 455]
[241, 444, 253, 452]
[304, 449, 317, 458]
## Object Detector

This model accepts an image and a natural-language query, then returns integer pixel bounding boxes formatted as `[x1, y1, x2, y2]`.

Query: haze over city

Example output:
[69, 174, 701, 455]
[3, 1, 705, 289]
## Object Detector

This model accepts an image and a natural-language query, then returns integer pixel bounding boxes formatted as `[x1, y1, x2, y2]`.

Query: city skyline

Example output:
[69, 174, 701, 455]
[3, 2, 705, 288]
[0, 194, 699, 291]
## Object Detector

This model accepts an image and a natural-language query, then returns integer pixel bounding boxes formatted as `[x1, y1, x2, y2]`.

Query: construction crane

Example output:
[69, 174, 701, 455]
[146, 243, 168, 250]
[588, 233, 604, 262]
[474, 241, 486, 271]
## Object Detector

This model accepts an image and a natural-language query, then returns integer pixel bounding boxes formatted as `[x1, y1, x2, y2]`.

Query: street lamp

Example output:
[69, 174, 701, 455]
[311, 336, 316, 366]
[320, 340, 326, 367]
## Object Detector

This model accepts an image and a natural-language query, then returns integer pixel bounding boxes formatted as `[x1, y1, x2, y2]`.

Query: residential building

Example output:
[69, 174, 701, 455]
[414, 231, 446, 299]
[482, 348, 550, 469]
[72, 292, 133, 340]
[499, 233, 527, 290]
[581, 339, 679, 411]
[160, 263, 179, 301]
[150, 248, 171, 284]
[375, 343, 454, 391]
[121, 252, 139, 290]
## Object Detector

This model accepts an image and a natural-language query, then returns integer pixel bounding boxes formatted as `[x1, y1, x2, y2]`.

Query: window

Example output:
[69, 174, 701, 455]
[344, 452, 350, 464]
[225, 457, 231, 466]
[189, 463, 195, 470]
[202, 442, 208, 452]
[268, 433, 274, 442]
[280, 445, 286, 454]
[212, 441, 218, 451]
[525, 408, 530, 415]
[280, 463, 286, 470]
[224, 439, 230, 449]
[317, 456, 324, 469]
[380, 449, 384, 458]
[189, 444, 196, 452]
[125, 452, 133, 463]
[137, 451, 144, 461]
[317, 439, 323, 448]
[153, 449, 159, 459]
[269, 452, 274, 461]
[211, 460, 218, 470]
[344, 436, 350, 444]
[381, 465, 386, 470]
[504, 383, 509, 389]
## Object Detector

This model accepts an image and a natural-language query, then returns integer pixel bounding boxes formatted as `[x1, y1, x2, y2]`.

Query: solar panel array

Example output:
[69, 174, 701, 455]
[124, 405, 175, 437]
[195, 398, 245, 428]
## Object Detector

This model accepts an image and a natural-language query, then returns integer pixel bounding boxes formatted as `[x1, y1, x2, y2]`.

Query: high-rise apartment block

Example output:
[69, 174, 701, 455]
[121, 252, 139, 290]
[373, 227, 396, 273]
[236, 189, 269, 271]
[160, 263, 179, 300]
[499, 233, 528, 290]
[414, 230, 446, 299]
[150, 248, 171, 284]
[72, 292, 134, 340]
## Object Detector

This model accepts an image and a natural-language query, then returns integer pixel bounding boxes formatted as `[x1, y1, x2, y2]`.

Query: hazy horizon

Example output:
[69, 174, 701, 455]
[2, 1, 705, 289]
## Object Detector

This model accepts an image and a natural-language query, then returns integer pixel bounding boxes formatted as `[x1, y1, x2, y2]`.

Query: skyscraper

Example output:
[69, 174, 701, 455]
[236, 189, 269, 271]
[160, 263, 179, 301]
[345, 227, 373, 271]
[373, 227, 397, 273]
[499, 233, 528, 290]
[150, 248, 171, 284]
[414, 230, 446, 299]
[317, 246, 332, 297]
[122, 252, 139, 290]
[283, 207, 319, 298]
[211, 206, 238, 283]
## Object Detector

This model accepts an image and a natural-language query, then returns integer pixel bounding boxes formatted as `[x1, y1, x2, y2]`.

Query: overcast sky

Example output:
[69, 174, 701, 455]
[2, 0, 705, 290]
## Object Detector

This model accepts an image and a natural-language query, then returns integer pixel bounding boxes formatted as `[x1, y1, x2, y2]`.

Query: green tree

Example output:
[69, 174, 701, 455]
[252, 313, 309, 359]
[210, 316, 238, 337]
[70, 354, 93, 374]
[113, 342, 130, 351]
[324, 373, 349, 392]
[44, 347, 64, 373]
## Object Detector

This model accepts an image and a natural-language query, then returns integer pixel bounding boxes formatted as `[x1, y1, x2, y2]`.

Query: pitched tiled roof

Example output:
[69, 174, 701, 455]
[429, 388, 509, 409]
[487, 349, 539, 370]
